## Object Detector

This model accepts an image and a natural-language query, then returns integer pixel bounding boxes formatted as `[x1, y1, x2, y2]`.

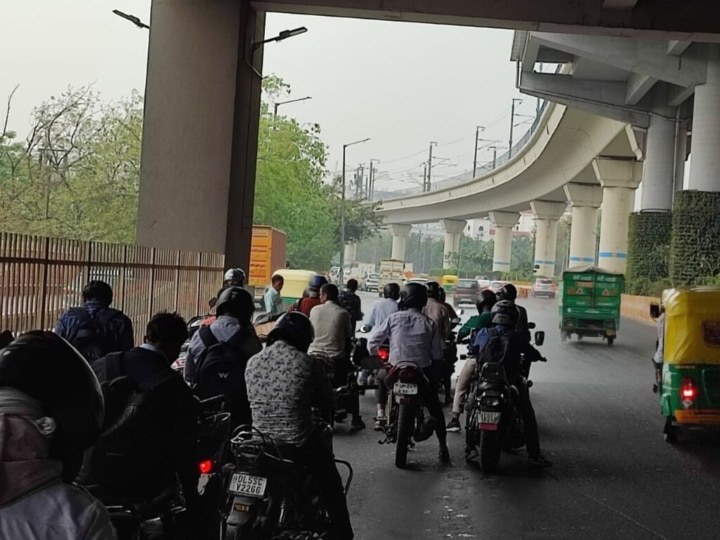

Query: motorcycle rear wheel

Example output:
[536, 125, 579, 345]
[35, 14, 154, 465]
[480, 430, 502, 473]
[395, 403, 412, 468]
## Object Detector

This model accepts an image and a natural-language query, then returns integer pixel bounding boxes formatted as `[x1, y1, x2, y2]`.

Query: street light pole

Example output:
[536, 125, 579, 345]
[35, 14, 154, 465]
[473, 126, 485, 177]
[426, 141, 437, 192]
[340, 137, 370, 284]
[509, 98, 522, 158]
[273, 96, 312, 120]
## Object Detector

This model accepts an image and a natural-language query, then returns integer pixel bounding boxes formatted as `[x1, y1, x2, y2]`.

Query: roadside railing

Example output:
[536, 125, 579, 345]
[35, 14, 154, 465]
[0, 232, 224, 342]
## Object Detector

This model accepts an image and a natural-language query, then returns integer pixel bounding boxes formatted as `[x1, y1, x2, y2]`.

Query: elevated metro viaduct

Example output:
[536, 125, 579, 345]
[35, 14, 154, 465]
[136, 0, 720, 273]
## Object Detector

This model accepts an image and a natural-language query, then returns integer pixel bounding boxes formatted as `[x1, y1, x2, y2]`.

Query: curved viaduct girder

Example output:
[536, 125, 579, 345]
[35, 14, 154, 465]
[376, 103, 628, 225]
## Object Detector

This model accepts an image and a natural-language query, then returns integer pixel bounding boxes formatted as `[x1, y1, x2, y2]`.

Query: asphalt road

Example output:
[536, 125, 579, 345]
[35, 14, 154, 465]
[335, 292, 720, 540]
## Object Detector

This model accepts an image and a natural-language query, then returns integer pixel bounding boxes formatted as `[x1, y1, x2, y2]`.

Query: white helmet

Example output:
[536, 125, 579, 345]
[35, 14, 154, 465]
[223, 268, 245, 286]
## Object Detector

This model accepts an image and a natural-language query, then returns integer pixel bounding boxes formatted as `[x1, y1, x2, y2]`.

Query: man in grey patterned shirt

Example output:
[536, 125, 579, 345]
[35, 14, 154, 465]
[245, 312, 354, 540]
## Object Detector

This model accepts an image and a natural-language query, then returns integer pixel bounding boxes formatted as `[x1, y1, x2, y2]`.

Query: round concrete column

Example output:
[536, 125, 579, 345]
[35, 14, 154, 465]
[641, 115, 675, 211]
[530, 201, 566, 277]
[343, 243, 357, 266]
[489, 211, 519, 272]
[388, 224, 412, 261]
[593, 159, 641, 273]
[440, 219, 466, 268]
[563, 184, 602, 267]
[689, 46, 720, 192]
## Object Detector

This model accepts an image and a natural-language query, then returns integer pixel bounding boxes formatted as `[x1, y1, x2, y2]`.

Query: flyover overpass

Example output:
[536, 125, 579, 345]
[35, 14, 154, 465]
[134, 1, 720, 278]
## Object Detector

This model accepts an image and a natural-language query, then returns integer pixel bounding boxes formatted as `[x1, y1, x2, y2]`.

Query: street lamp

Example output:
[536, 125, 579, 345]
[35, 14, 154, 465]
[472, 126, 485, 177]
[488, 145, 508, 168]
[252, 27, 308, 52]
[112, 9, 149, 29]
[339, 137, 370, 284]
[273, 96, 312, 119]
[509, 98, 523, 158]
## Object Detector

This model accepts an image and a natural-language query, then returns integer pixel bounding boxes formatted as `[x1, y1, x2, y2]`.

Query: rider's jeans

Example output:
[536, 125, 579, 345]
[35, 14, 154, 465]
[375, 368, 388, 408]
[515, 382, 541, 457]
[297, 431, 354, 540]
[422, 362, 447, 446]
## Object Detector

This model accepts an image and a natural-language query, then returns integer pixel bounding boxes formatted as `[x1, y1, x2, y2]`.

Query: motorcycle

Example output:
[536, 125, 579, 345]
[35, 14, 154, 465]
[330, 337, 368, 424]
[464, 330, 545, 473]
[222, 424, 353, 539]
[439, 316, 463, 404]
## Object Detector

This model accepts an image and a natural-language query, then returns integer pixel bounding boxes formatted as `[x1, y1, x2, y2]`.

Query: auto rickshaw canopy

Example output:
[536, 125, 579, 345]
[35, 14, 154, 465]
[662, 286, 720, 365]
[272, 269, 317, 306]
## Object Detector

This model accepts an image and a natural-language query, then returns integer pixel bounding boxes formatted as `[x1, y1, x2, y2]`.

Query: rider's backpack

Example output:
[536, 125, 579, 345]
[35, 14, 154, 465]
[194, 326, 251, 401]
[475, 328, 523, 380]
[78, 352, 176, 495]
[68, 307, 122, 361]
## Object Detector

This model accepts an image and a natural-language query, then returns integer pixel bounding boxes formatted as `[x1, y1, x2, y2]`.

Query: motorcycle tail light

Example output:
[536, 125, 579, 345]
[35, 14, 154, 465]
[481, 396, 500, 408]
[681, 377, 698, 400]
[378, 349, 389, 362]
[199, 459, 213, 474]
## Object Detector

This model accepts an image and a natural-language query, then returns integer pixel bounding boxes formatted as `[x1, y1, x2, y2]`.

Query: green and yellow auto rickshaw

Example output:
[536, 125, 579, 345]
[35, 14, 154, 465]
[652, 287, 720, 443]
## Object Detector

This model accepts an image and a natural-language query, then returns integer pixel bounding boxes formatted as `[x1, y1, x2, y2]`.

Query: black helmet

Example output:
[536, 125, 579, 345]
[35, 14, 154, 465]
[490, 300, 519, 327]
[82, 280, 113, 304]
[497, 283, 518, 302]
[0, 331, 104, 481]
[223, 268, 246, 287]
[309, 275, 328, 291]
[215, 286, 255, 322]
[425, 281, 442, 300]
[476, 289, 497, 313]
[438, 288, 447, 303]
[399, 282, 428, 310]
[266, 312, 314, 353]
[383, 283, 400, 300]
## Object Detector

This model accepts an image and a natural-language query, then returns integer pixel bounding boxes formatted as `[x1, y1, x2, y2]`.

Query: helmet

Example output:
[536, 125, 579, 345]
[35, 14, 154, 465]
[476, 289, 497, 312]
[438, 288, 447, 303]
[497, 283, 517, 302]
[0, 331, 104, 480]
[425, 281, 442, 300]
[223, 268, 246, 287]
[215, 286, 255, 322]
[82, 280, 113, 304]
[399, 282, 428, 310]
[383, 283, 400, 300]
[490, 300, 519, 327]
[266, 312, 314, 353]
[309, 275, 328, 290]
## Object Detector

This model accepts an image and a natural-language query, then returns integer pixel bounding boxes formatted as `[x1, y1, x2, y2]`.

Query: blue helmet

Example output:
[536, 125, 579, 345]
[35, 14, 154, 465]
[309, 275, 328, 290]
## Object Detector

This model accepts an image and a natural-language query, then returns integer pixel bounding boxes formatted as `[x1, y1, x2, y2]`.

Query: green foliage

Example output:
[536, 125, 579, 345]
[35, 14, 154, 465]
[670, 191, 720, 285]
[625, 211, 671, 294]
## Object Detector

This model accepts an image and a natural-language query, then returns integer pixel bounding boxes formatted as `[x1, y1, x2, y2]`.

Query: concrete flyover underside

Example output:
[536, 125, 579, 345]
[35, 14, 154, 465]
[374, 102, 629, 225]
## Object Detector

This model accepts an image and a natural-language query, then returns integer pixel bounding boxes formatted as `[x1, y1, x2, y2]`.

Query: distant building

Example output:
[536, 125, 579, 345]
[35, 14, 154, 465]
[465, 210, 535, 241]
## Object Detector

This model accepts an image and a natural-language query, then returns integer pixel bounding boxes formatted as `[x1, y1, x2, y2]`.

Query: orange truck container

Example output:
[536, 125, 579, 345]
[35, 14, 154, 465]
[248, 226, 287, 301]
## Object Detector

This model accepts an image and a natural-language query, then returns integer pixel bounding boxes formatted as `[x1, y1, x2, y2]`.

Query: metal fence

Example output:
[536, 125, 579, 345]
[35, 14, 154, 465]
[0, 232, 224, 342]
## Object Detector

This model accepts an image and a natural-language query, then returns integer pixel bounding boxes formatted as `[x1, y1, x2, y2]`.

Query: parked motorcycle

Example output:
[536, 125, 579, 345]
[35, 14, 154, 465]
[222, 424, 353, 539]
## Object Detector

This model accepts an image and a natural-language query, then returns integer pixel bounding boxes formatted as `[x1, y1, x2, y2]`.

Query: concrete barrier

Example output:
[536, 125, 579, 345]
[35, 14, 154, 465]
[621, 294, 660, 325]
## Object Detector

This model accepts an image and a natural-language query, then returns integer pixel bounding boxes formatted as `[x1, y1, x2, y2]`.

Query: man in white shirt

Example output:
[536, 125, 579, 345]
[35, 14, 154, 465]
[309, 284, 366, 431]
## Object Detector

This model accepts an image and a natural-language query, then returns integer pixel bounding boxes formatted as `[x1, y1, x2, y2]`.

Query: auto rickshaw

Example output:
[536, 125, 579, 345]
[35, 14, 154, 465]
[441, 274, 458, 292]
[271, 269, 317, 308]
[652, 286, 720, 443]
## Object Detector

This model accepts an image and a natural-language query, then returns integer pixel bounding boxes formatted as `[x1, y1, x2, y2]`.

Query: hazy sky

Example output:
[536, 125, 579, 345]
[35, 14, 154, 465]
[0, 1, 539, 194]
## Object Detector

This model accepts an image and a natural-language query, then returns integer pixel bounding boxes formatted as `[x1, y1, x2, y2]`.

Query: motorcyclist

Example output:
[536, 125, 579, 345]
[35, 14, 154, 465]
[292, 275, 327, 317]
[245, 312, 355, 540]
[437, 287, 459, 405]
[309, 284, 365, 431]
[446, 289, 497, 434]
[368, 282, 450, 463]
[184, 287, 262, 426]
[199, 267, 248, 330]
[264, 274, 286, 317]
[422, 281, 451, 341]
[497, 283, 531, 342]
[473, 300, 551, 467]
[0, 331, 116, 539]
[339, 279, 364, 329]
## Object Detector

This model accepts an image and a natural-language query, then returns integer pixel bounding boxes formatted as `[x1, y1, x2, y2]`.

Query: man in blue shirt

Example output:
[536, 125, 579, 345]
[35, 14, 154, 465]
[364, 283, 400, 329]
[264, 274, 285, 317]
[369, 282, 450, 463]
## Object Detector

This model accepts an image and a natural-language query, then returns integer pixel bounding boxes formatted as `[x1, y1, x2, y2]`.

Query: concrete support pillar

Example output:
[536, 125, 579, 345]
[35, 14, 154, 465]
[137, 0, 265, 269]
[530, 201, 566, 277]
[343, 243, 357, 266]
[439, 219, 466, 268]
[674, 126, 688, 194]
[489, 211, 520, 273]
[641, 115, 675, 211]
[563, 184, 602, 267]
[593, 158, 642, 273]
[689, 45, 720, 192]
[388, 224, 412, 261]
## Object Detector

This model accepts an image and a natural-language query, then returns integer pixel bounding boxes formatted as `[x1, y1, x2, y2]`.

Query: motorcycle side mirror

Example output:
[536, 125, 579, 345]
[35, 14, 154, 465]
[208, 297, 217, 309]
[451, 317, 462, 325]
[457, 308, 464, 316]
[649, 303, 660, 319]
[535, 331, 545, 347]
[359, 325, 371, 333]
[528, 322, 536, 330]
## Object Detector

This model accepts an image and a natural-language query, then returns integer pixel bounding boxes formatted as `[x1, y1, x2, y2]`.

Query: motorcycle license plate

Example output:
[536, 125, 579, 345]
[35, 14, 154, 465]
[394, 382, 418, 395]
[479, 411, 501, 425]
[229, 473, 267, 498]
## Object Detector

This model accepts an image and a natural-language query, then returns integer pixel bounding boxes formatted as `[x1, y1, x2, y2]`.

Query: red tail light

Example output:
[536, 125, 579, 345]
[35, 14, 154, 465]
[681, 378, 697, 400]
[199, 460, 213, 474]
[378, 348, 389, 362]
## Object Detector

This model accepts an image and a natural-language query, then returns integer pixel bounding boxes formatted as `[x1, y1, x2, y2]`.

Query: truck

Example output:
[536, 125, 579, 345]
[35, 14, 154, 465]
[378, 259, 405, 297]
[248, 226, 287, 306]
[558, 265, 623, 346]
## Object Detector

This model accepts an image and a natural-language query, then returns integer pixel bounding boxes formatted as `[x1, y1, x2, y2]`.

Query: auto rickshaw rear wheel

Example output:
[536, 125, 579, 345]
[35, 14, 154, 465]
[607, 337, 615, 346]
